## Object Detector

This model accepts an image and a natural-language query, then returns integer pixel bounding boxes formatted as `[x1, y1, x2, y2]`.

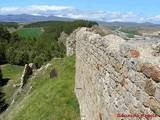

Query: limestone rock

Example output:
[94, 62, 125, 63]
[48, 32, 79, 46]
[135, 89, 141, 100]
[130, 50, 140, 58]
[155, 84, 160, 103]
[151, 69, 160, 82]
[127, 59, 142, 72]
[144, 80, 156, 96]
[114, 62, 122, 72]
[114, 53, 122, 63]
[142, 63, 160, 82]
[120, 44, 130, 57]
[142, 63, 152, 78]
[149, 98, 160, 116]
[128, 69, 136, 82]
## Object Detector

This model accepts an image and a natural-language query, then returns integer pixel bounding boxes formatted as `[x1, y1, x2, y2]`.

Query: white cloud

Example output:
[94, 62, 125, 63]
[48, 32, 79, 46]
[145, 15, 160, 22]
[0, 7, 19, 13]
[0, 5, 73, 15]
[0, 5, 160, 23]
[26, 5, 74, 12]
[59, 10, 137, 22]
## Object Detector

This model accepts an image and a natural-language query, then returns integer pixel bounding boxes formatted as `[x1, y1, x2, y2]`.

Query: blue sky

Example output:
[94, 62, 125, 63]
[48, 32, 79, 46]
[0, 0, 160, 23]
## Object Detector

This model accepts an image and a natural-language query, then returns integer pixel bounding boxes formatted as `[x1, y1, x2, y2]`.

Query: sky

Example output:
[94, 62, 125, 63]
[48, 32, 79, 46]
[0, 0, 160, 23]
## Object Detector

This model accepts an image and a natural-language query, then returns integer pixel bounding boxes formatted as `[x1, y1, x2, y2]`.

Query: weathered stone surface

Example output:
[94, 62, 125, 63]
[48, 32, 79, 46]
[130, 50, 140, 58]
[124, 92, 132, 106]
[149, 98, 160, 116]
[140, 92, 150, 107]
[66, 29, 78, 56]
[135, 89, 141, 100]
[91, 25, 112, 36]
[127, 59, 142, 72]
[124, 78, 133, 92]
[142, 63, 160, 82]
[119, 66, 128, 78]
[74, 28, 160, 119]
[132, 97, 138, 108]
[121, 87, 127, 98]
[155, 84, 160, 102]
[110, 79, 118, 89]
[151, 69, 160, 82]
[131, 84, 137, 96]
[114, 53, 122, 63]
[29, 63, 37, 70]
[144, 80, 156, 96]
[142, 63, 152, 78]
[115, 62, 122, 72]
[120, 44, 130, 57]
[135, 72, 148, 83]
[116, 75, 124, 83]
[120, 79, 125, 87]
[128, 69, 136, 82]
[129, 105, 138, 114]
[20, 64, 32, 89]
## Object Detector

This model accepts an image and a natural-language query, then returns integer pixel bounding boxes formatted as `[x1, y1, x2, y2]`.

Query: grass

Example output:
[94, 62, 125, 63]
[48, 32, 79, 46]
[1, 56, 80, 120]
[120, 29, 139, 35]
[120, 29, 140, 38]
[1, 64, 24, 104]
[16, 28, 43, 38]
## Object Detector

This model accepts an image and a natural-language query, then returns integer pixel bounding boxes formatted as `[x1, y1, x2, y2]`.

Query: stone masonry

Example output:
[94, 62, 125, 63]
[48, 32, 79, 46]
[66, 29, 79, 56]
[71, 27, 160, 120]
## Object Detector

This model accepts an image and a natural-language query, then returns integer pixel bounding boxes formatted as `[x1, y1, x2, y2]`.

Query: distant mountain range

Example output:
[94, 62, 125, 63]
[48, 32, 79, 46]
[0, 14, 158, 26]
[98, 21, 156, 26]
[0, 14, 73, 22]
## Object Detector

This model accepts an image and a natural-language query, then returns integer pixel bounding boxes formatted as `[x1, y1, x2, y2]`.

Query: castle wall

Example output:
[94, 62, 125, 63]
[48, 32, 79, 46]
[68, 28, 160, 120]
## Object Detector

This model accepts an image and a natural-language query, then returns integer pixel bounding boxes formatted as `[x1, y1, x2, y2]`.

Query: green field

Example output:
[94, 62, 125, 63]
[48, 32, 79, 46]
[1, 64, 24, 104]
[119, 28, 140, 38]
[1, 56, 80, 120]
[16, 28, 43, 38]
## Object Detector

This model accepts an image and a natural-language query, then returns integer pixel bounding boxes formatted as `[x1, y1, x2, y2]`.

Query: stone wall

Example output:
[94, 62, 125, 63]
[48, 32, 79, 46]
[20, 64, 32, 89]
[74, 28, 160, 120]
[66, 29, 78, 56]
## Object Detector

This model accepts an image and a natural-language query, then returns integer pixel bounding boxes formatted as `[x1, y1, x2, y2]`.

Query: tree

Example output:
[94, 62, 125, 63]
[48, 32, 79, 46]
[0, 68, 2, 81]
[10, 32, 20, 42]
[0, 68, 8, 113]
[6, 47, 17, 64]
[0, 27, 11, 41]
[0, 41, 7, 64]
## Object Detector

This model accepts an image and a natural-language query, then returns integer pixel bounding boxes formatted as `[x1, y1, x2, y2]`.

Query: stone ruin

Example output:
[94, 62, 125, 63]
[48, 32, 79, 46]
[7, 63, 36, 110]
[66, 27, 160, 120]
[29, 63, 37, 70]
[20, 64, 32, 89]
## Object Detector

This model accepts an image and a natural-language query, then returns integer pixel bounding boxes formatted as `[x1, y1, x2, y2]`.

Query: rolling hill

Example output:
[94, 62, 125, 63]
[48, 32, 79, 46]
[0, 56, 80, 120]
[0, 14, 73, 22]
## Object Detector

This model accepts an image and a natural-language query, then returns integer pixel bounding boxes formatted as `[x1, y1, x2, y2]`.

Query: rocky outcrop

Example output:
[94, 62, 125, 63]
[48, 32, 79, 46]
[74, 28, 160, 120]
